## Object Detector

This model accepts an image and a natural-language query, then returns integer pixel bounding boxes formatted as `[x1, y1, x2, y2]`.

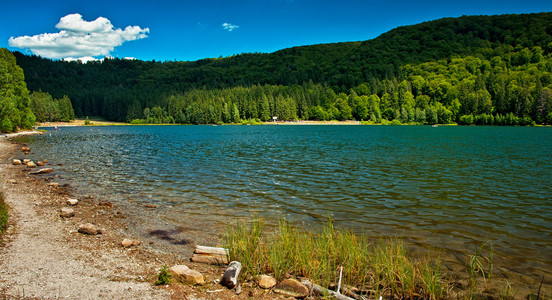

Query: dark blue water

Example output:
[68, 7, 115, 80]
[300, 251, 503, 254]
[15, 125, 552, 279]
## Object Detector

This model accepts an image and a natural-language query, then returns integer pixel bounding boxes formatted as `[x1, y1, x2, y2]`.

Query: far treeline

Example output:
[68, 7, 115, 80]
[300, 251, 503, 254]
[12, 12, 552, 125]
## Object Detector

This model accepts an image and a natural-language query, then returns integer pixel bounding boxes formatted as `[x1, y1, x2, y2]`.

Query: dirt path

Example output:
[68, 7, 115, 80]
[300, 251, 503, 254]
[0, 134, 170, 299]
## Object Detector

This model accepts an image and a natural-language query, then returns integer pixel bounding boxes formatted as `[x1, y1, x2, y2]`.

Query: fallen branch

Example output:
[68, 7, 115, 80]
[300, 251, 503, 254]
[301, 279, 356, 300]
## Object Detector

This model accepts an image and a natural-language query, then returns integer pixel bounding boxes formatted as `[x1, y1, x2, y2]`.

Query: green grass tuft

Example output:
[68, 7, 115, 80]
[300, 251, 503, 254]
[155, 265, 171, 286]
[0, 193, 8, 237]
[224, 218, 447, 299]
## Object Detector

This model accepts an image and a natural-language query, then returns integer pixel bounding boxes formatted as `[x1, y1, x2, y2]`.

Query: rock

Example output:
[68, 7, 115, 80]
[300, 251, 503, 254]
[121, 239, 141, 247]
[273, 278, 309, 298]
[26, 161, 36, 168]
[22, 159, 31, 164]
[221, 261, 242, 289]
[43, 159, 49, 163]
[257, 275, 277, 289]
[60, 207, 75, 218]
[67, 198, 79, 206]
[168, 265, 204, 286]
[21, 146, 30, 152]
[8, 179, 17, 184]
[144, 204, 157, 208]
[36, 161, 44, 166]
[78, 223, 103, 235]
[48, 182, 59, 188]
[30, 168, 53, 175]
[12, 159, 21, 165]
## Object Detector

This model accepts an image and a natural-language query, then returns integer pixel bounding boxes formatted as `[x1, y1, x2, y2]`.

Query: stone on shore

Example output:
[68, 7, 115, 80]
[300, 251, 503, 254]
[121, 239, 141, 248]
[36, 161, 44, 166]
[221, 261, 242, 289]
[12, 159, 21, 165]
[48, 182, 59, 188]
[30, 168, 53, 175]
[67, 198, 79, 206]
[60, 207, 75, 218]
[168, 265, 204, 286]
[257, 274, 277, 289]
[273, 278, 309, 298]
[22, 159, 31, 164]
[78, 223, 103, 235]
[26, 161, 36, 168]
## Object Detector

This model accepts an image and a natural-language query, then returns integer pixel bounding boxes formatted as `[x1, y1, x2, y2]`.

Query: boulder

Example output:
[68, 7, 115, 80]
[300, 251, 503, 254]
[22, 159, 31, 164]
[78, 223, 103, 235]
[12, 159, 21, 165]
[60, 207, 75, 218]
[273, 278, 309, 298]
[36, 161, 44, 166]
[21, 146, 30, 152]
[30, 168, 53, 175]
[221, 261, 242, 289]
[43, 159, 49, 163]
[26, 161, 36, 168]
[168, 265, 204, 285]
[121, 239, 141, 248]
[48, 182, 59, 188]
[67, 198, 79, 206]
[257, 275, 277, 289]
[8, 179, 17, 185]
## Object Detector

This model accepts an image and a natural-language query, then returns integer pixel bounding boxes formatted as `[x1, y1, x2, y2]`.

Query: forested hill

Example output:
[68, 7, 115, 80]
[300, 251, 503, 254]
[13, 12, 552, 124]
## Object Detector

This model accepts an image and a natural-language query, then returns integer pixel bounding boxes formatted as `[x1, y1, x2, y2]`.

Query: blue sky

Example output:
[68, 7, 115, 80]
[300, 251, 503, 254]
[1, 0, 551, 62]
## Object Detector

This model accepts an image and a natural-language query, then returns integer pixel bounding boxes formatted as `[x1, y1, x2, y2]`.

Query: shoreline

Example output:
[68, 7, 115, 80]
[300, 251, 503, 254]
[0, 134, 282, 299]
[1, 130, 550, 299]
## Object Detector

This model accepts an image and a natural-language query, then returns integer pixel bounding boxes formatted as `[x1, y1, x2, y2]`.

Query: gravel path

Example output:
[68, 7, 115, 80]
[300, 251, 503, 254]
[0, 134, 170, 299]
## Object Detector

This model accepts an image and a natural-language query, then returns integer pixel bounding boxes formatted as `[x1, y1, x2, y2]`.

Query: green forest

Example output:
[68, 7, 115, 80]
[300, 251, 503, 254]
[4, 12, 552, 128]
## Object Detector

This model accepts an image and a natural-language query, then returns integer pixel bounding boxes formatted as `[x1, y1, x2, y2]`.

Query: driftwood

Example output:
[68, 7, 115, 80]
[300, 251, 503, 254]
[30, 168, 53, 175]
[221, 261, 242, 289]
[191, 245, 229, 265]
[194, 245, 228, 256]
[301, 279, 355, 300]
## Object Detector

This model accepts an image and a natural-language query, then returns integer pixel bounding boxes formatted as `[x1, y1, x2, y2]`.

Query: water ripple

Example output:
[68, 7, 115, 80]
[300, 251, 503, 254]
[19, 125, 552, 280]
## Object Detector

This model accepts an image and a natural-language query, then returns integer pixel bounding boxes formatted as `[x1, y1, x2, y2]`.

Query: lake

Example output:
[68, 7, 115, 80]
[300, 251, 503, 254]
[14, 125, 552, 282]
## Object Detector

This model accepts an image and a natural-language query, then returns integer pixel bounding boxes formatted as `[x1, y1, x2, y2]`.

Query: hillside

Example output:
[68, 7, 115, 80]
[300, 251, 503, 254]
[12, 12, 552, 124]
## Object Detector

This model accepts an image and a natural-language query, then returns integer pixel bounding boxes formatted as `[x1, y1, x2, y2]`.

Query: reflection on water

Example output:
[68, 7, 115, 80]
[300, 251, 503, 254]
[16, 125, 552, 281]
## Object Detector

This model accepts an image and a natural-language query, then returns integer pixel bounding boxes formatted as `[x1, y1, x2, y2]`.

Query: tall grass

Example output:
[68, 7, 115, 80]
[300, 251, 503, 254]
[0, 193, 8, 237]
[223, 218, 446, 299]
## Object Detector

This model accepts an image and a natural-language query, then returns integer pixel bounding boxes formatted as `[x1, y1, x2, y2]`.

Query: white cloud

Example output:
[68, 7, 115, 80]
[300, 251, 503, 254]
[8, 13, 149, 60]
[222, 23, 239, 32]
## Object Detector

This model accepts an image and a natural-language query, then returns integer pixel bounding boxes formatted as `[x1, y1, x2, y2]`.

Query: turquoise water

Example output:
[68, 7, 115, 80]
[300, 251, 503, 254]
[15, 125, 552, 279]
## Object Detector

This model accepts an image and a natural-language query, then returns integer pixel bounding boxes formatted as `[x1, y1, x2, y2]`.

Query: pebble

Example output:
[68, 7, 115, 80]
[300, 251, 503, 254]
[78, 223, 103, 235]
[258, 274, 277, 289]
[60, 207, 75, 218]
